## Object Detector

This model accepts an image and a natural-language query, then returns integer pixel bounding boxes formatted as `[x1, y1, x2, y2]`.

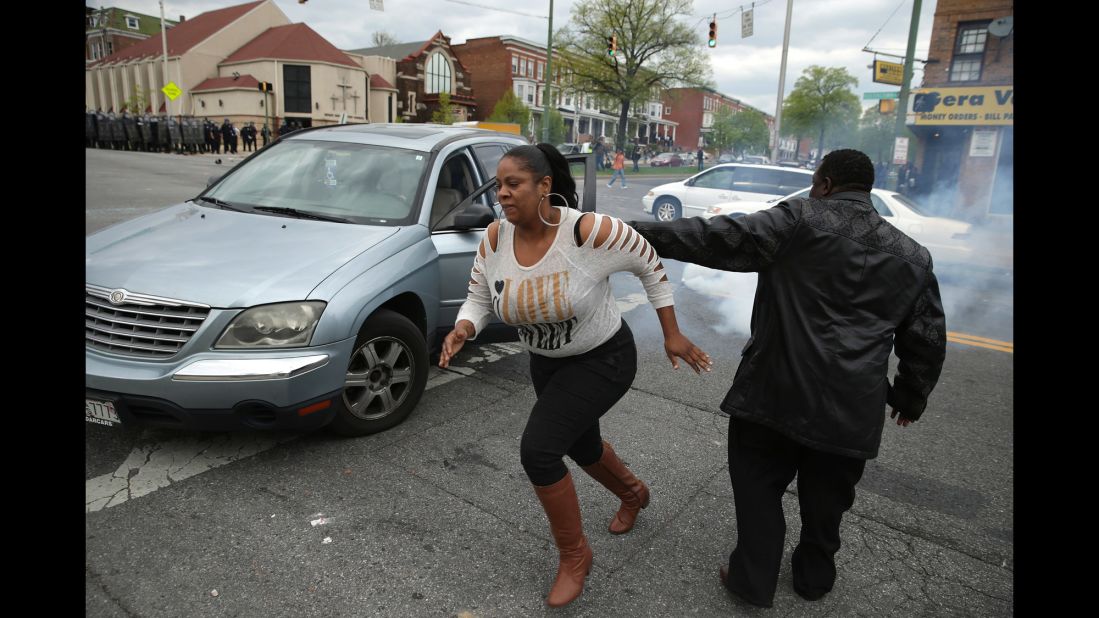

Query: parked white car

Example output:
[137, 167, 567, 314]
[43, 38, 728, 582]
[703, 187, 975, 265]
[641, 163, 813, 221]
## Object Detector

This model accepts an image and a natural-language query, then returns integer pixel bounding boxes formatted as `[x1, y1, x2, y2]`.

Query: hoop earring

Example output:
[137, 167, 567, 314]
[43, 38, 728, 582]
[538, 192, 567, 227]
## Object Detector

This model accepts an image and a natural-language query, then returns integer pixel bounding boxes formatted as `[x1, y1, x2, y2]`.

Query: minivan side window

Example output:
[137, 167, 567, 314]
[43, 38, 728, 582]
[472, 143, 508, 205]
[430, 151, 480, 229]
[692, 167, 736, 190]
[730, 167, 782, 195]
[778, 171, 814, 195]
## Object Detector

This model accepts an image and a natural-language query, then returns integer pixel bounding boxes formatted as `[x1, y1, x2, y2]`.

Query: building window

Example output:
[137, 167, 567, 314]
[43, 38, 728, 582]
[949, 21, 990, 82]
[538, 62, 544, 80]
[125, 16, 139, 29]
[408, 92, 417, 113]
[665, 106, 671, 115]
[527, 88, 534, 104]
[283, 64, 312, 113]
[526, 59, 533, 77]
[512, 55, 519, 75]
[425, 52, 452, 94]
[106, 42, 113, 55]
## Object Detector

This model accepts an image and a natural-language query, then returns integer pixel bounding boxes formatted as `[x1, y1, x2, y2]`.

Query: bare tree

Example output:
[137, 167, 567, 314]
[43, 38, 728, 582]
[371, 31, 400, 47]
[556, 0, 712, 148]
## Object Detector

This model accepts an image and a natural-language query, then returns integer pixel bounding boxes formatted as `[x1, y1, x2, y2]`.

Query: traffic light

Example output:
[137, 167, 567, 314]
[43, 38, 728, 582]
[257, 81, 273, 93]
[708, 19, 717, 48]
[607, 34, 617, 57]
[878, 98, 896, 114]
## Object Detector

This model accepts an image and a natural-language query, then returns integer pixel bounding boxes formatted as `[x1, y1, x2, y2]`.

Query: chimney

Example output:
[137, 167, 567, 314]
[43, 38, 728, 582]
[179, 15, 186, 22]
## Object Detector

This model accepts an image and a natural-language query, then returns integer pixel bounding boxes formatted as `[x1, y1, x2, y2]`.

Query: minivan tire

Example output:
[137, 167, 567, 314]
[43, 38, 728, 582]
[329, 309, 428, 437]
[654, 197, 681, 222]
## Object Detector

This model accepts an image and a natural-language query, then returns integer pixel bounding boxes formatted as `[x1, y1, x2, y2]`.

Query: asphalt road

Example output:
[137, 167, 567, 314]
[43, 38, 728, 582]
[85, 147, 1013, 616]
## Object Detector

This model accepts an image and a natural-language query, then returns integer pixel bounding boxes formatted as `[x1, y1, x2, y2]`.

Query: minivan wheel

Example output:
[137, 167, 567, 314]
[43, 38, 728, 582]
[329, 309, 428, 437]
[654, 198, 681, 222]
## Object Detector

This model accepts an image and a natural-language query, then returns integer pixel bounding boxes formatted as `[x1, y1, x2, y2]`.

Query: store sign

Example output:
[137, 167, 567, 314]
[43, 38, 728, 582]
[969, 128, 998, 157]
[893, 136, 908, 165]
[906, 86, 1014, 126]
[873, 60, 904, 86]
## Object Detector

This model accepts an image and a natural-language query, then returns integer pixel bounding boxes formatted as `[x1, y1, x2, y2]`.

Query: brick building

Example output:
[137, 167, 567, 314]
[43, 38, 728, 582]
[661, 87, 774, 153]
[86, 1, 397, 129]
[453, 35, 673, 144]
[86, 6, 180, 65]
[907, 0, 1013, 219]
[348, 32, 476, 124]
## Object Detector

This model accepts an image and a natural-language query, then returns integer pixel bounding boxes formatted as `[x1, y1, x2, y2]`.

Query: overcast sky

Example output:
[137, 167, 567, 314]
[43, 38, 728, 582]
[95, 0, 948, 114]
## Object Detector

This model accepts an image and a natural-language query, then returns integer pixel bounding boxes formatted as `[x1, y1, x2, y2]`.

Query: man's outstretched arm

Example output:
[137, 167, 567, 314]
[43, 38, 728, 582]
[629, 201, 802, 273]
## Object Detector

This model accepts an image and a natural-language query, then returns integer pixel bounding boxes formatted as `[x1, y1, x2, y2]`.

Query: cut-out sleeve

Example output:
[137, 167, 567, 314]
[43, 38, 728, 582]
[580, 214, 674, 309]
[454, 230, 496, 339]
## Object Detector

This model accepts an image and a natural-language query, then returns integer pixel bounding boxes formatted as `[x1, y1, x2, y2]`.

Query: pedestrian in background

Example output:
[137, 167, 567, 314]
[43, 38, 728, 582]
[607, 148, 627, 189]
[261, 124, 271, 147]
[697, 148, 705, 171]
[630, 149, 946, 609]
[593, 137, 606, 171]
[631, 145, 642, 172]
[440, 143, 711, 608]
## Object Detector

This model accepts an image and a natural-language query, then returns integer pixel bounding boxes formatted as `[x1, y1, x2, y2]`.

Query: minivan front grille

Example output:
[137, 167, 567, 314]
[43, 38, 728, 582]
[85, 285, 211, 358]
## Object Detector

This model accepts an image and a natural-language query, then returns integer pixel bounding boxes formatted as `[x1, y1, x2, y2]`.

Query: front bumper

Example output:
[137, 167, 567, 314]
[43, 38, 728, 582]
[641, 195, 654, 214]
[85, 337, 357, 431]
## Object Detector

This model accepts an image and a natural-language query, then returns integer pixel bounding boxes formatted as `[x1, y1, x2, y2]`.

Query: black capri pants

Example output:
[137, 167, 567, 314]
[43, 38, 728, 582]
[520, 321, 637, 486]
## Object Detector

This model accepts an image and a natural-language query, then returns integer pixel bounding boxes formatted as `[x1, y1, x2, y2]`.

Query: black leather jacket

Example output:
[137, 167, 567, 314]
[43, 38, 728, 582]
[631, 192, 946, 459]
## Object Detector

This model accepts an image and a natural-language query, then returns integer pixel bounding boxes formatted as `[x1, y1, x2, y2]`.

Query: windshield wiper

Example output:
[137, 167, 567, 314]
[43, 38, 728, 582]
[251, 206, 353, 223]
[195, 196, 247, 212]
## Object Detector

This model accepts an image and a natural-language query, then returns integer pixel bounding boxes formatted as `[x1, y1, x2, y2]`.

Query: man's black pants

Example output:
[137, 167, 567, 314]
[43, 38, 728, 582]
[724, 418, 866, 607]
[520, 321, 636, 486]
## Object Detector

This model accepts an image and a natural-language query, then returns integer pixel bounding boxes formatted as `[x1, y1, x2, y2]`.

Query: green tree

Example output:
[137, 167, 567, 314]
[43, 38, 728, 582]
[431, 92, 454, 124]
[708, 106, 737, 155]
[857, 104, 895, 165]
[857, 103, 919, 168]
[782, 66, 860, 163]
[544, 108, 567, 144]
[729, 108, 770, 156]
[556, 0, 712, 149]
[488, 90, 532, 130]
[123, 85, 149, 115]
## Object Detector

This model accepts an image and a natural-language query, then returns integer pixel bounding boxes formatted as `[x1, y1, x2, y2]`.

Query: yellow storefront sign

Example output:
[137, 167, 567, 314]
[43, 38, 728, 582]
[907, 86, 1013, 126]
[873, 60, 904, 86]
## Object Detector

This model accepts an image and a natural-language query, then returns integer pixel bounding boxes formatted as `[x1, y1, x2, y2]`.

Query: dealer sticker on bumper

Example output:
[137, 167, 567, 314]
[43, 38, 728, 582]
[86, 398, 120, 426]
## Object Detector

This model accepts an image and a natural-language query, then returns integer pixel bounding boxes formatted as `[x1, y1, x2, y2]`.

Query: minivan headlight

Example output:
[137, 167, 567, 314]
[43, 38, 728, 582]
[216, 301, 326, 348]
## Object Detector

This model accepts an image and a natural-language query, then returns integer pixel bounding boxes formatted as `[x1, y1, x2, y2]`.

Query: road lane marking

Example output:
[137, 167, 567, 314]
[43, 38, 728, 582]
[947, 332, 1013, 353]
[86, 342, 526, 513]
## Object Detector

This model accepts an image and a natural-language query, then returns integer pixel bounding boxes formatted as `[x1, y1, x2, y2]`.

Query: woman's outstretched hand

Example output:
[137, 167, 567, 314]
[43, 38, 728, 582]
[439, 320, 475, 368]
[664, 331, 713, 374]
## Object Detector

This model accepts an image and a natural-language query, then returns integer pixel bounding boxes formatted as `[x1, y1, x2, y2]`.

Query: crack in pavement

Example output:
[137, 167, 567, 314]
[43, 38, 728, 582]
[86, 564, 141, 618]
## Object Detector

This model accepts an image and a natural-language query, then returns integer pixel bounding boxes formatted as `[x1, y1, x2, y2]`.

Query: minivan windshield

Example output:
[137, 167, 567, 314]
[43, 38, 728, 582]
[203, 140, 427, 226]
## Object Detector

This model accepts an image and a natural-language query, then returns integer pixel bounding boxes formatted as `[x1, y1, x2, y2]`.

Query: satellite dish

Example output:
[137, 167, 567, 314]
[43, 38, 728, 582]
[988, 16, 1013, 38]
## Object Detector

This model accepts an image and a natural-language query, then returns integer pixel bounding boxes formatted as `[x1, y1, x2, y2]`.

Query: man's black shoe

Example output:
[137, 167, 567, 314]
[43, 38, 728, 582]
[792, 582, 830, 602]
[719, 565, 774, 609]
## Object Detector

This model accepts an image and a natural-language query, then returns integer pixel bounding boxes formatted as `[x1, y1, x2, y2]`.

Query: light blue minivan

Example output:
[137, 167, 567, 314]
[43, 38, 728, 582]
[86, 124, 595, 436]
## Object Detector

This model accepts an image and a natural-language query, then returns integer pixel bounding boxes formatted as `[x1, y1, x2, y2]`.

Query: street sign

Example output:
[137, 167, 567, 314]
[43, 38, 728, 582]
[742, 8, 753, 38]
[863, 91, 899, 100]
[162, 82, 182, 101]
[873, 60, 904, 86]
[892, 136, 909, 165]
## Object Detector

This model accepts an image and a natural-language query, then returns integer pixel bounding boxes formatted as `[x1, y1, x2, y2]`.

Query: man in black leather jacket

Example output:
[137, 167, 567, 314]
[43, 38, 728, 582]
[630, 149, 946, 608]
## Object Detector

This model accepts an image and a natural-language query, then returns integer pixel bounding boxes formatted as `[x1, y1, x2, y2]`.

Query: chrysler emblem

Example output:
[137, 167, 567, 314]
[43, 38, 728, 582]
[109, 290, 127, 305]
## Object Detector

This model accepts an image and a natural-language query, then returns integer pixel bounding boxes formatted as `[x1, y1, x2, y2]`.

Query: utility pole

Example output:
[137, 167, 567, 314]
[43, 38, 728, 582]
[159, 0, 171, 117]
[541, 0, 554, 143]
[770, 0, 793, 163]
[891, 0, 922, 190]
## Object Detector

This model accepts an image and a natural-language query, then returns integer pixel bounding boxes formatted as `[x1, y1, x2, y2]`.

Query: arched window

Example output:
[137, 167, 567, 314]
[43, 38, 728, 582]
[425, 52, 452, 94]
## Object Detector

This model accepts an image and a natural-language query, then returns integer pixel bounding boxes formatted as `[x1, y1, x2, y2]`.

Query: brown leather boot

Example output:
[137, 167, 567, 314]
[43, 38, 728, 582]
[532, 472, 593, 608]
[581, 440, 650, 534]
